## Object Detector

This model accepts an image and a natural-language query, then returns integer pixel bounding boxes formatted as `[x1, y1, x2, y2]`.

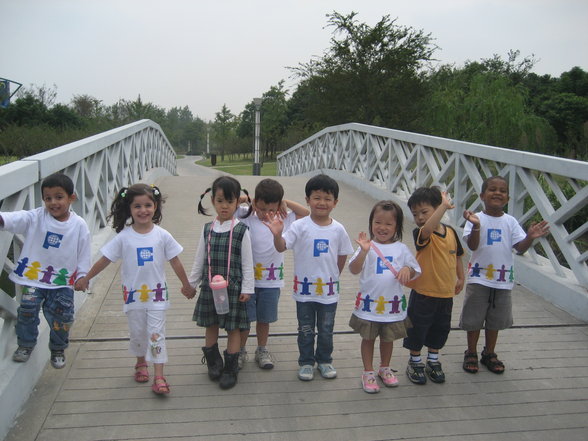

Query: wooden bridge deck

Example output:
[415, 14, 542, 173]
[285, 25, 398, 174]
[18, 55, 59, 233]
[6, 158, 588, 441]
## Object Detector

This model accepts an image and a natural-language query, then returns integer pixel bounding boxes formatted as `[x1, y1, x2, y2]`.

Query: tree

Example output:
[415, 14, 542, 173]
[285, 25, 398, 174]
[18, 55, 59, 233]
[290, 11, 436, 131]
[424, 54, 556, 153]
[212, 104, 235, 161]
[71, 94, 103, 118]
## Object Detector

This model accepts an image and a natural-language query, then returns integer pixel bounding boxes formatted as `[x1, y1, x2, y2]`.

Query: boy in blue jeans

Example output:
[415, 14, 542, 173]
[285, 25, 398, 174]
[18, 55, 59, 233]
[1, 172, 91, 369]
[267, 174, 353, 380]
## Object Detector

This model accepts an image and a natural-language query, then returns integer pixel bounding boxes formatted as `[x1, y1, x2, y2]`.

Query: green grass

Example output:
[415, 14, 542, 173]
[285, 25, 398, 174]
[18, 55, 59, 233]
[196, 156, 277, 176]
[0, 156, 18, 166]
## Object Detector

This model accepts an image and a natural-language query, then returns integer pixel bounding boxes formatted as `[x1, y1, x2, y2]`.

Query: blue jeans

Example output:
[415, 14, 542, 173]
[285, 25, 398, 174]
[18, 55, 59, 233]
[15, 286, 74, 351]
[246, 287, 280, 323]
[296, 301, 337, 366]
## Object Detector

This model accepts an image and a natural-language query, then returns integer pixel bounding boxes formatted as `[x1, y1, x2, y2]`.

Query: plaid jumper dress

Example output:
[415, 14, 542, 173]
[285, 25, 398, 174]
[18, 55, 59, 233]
[193, 221, 249, 330]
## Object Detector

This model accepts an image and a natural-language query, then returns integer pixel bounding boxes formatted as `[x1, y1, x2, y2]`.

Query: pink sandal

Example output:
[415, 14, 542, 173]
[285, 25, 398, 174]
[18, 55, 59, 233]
[152, 376, 170, 395]
[134, 362, 149, 383]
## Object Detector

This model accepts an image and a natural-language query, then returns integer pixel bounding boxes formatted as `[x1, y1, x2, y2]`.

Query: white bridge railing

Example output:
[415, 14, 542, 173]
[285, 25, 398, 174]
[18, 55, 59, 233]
[278, 123, 588, 321]
[0, 119, 176, 440]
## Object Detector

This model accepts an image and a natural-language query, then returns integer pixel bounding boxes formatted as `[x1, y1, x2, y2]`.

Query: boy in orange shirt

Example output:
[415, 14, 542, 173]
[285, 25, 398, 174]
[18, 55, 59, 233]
[403, 187, 464, 384]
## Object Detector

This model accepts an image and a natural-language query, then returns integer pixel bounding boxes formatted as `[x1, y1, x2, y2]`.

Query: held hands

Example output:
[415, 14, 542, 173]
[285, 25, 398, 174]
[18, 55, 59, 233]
[74, 276, 89, 291]
[182, 284, 196, 299]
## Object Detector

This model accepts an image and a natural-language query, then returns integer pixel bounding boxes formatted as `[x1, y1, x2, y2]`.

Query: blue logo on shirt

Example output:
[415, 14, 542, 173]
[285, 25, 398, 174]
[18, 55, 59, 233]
[313, 239, 329, 257]
[487, 229, 502, 245]
[43, 231, 63, 249]
[137, 247, 154, 266]
[376, 256, 393, 274]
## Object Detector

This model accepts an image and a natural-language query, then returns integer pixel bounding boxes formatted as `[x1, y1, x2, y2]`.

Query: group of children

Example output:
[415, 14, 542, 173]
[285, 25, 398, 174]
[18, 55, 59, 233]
[2, 171, 549, 395]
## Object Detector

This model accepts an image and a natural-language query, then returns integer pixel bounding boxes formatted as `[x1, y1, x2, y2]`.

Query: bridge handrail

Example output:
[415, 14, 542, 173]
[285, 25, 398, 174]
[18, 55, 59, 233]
[277, 122, 588, 303]
[0, 120, 176, 439]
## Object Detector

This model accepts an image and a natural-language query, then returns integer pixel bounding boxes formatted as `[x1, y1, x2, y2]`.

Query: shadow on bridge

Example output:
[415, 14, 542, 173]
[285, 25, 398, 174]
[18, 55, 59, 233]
[6, 158, 588, 441]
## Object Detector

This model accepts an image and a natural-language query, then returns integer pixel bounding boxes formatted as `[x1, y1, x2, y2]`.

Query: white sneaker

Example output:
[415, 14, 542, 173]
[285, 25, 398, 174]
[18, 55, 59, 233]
[318, 363, 337, 379]
[298, 364, 314, 381]
[254, 347, 274, 369]
[238, 348, 248, 370]
[50, 350, 66, 369]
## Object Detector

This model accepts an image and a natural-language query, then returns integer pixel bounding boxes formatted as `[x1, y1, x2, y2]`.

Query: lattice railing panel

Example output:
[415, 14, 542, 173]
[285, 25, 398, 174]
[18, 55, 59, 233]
[278, 123, 588, 290]
[0, 120, 176, 359]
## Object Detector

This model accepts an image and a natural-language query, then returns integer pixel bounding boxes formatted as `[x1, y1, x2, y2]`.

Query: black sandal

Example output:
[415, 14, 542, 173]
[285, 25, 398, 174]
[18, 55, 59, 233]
[480, 349, 505, 374]
[462, 350, 479, 373]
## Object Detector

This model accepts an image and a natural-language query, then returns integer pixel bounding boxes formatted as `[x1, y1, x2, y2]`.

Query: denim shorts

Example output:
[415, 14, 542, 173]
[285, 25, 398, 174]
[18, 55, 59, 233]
[246, 287, 280, 323]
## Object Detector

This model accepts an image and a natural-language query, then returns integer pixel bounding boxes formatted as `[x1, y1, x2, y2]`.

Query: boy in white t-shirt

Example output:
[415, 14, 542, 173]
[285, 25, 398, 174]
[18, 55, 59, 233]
[460, 176, 549, 374]
[1, 172, 91, 369]
[237, 179, 309, 369]
[266, 174, 353, 381]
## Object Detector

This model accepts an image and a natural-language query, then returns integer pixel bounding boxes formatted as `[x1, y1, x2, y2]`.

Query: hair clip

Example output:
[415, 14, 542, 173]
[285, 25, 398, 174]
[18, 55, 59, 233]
[150, 185, 160, 196]
[120, 191, 127, 198]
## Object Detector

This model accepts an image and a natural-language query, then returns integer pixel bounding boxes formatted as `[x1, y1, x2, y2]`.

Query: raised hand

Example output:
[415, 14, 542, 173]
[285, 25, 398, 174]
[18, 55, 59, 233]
[441, 191, 455, 210]
[463, 210, 480, 228]
[527, 220, 550, 239]
[355, 231, 371, 252]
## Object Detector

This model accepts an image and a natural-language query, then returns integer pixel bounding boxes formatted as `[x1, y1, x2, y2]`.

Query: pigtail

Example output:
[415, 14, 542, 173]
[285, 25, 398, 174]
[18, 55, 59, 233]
[150, 184, 164, 225]
[198, 187, 212, 216]
[108, 187, 130, 233]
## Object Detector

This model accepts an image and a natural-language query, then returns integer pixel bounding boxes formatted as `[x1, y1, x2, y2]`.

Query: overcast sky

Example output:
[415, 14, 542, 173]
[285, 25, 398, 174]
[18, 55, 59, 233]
[3, 0, 587, 121]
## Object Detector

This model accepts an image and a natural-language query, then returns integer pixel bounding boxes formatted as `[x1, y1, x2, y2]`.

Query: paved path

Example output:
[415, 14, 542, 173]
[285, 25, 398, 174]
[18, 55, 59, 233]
[6, 157, 588, 440]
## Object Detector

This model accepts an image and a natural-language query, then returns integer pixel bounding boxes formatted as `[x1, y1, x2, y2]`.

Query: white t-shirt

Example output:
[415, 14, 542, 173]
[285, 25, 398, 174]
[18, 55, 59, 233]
[349, 241, 421, 323]
[238, 206, 296, 288]
[1, 207, 90, 289]
[283, 216, 354, 304]
[100, 225, 183, 312]
[463, 212, 527, 290]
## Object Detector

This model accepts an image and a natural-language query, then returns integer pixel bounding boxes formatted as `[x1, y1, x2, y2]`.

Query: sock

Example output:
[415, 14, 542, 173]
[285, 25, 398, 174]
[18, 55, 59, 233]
[428, 352, 439, 361]
[363, 370, 375, 376]
[410, 354, 422, 363]
[257, 345, 266, 351]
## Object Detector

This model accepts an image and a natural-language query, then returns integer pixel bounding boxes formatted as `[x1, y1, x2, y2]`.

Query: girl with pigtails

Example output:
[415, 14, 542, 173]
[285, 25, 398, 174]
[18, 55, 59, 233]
[188, 176, 254, 390]
[77, 183, 195, 395]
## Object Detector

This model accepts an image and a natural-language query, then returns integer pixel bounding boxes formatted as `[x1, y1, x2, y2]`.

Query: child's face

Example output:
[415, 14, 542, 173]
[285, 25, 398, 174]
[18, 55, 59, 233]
[306, 190, 337, 220]
[371, 207, 397, 244]
[410, 202, 436, 228]
[254, 199, 280, 222]
[480, 178, 509, 213]
[212, 189, 238, 222]
[42, 186, 75, 222]
[130, 194, 156, 228]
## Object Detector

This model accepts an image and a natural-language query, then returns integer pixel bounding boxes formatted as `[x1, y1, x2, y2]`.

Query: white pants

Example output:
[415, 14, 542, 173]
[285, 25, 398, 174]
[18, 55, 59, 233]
[126, 309, 168, 363]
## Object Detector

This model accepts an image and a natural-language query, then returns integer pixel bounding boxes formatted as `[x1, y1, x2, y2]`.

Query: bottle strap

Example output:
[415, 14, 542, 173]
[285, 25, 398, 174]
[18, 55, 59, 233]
[369, 241, 398, 276]
[208, 217, 235, 283]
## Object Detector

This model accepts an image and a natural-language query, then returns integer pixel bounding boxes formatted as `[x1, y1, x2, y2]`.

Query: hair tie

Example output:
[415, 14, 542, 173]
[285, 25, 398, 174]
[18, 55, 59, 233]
[150, 184, 160, 197]
[120, 189, 127, 198]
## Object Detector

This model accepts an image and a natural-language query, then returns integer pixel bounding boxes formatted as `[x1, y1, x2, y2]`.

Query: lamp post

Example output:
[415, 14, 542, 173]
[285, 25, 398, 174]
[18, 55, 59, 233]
[253, 97, 262, 176]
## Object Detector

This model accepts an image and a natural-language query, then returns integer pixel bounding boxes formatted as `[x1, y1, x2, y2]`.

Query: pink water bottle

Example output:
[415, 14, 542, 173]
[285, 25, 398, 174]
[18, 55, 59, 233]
[210, 275, 229, 314]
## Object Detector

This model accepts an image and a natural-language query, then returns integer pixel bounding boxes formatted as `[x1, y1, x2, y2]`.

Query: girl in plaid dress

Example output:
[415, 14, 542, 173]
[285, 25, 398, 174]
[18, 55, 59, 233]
[188, 176, 254, 389]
